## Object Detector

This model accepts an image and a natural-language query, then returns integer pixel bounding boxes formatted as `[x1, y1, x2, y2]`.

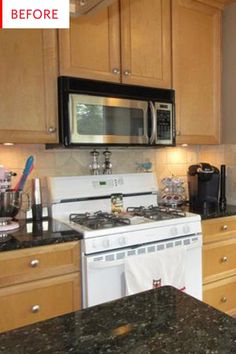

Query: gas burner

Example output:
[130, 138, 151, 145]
[127, 205, 186, 220]
[69, 212, 131, 230]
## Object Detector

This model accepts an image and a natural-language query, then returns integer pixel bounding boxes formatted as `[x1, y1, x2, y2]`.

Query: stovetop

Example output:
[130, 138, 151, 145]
[69, 206, 186, 231]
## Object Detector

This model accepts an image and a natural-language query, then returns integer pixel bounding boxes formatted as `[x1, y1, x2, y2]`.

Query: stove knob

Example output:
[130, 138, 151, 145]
[183, 225, 190, 234]
[103, 239, 110, 248]
[170, 227, 178, 237]
[92, 241, 97, 249]
[119, 237, 127, 246]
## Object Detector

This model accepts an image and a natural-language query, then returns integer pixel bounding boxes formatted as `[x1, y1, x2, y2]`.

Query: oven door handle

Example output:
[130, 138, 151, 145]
[88, 259, 125, 269]
[149, 101, 157, 145]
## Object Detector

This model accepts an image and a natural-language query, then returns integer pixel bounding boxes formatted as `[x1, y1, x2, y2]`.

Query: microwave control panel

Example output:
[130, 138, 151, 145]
[156, 102, 173, 143]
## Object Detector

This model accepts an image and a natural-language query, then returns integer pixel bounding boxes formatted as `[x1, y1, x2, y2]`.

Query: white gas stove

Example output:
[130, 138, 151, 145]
[48, 173, 202, 307]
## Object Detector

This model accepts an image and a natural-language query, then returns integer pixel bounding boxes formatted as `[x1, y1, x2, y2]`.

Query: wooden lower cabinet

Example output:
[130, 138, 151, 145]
[202, 217, 236, 316]
[203, 275, 236, 316]
[0, 241, 81, 333]
[0, 273, 81, 333]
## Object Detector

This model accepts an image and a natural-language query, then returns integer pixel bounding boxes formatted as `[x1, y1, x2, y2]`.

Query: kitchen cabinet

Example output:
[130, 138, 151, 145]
[59, 0, 171, 88]
[202, 216, 236, 316]
[0, 30, 58, 144]
[172, 0, 221, 145]
[0, 241, 81, 333]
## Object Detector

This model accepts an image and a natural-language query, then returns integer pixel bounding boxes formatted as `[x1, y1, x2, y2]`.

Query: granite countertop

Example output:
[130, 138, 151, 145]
[0, 218, 82, 252]
[185, 203, 236, 220]
[0, 286, 235, 354]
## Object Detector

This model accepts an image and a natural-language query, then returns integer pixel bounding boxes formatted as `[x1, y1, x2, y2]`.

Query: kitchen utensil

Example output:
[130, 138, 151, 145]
[219, 164, 227, 211]
[32, 178, 42, 221]
[14, 155, 34, 191]
[0, 191, 23, 218]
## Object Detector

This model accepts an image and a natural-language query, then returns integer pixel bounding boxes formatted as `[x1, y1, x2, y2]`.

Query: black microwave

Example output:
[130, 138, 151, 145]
[58, 76, 176, 147]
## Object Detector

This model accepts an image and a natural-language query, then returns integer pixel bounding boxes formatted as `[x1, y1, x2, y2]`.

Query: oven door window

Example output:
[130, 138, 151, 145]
[69, 94, 149, 144]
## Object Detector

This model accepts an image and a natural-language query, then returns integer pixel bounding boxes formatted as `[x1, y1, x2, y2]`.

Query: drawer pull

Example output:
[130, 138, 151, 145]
[31, 305, 40, 313]
[30, 259, 40, 268]
[221, 225, 228, 231]
[221, 256, 228, 263]
[221, 296, 227, 303]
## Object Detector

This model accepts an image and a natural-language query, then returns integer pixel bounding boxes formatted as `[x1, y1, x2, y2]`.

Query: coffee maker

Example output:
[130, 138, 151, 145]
[188, 163, 220, 213]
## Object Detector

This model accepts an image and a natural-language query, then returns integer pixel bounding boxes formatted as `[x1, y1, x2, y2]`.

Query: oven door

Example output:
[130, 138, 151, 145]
[82, 234, 202, 308]
[69, 94, 149, 145]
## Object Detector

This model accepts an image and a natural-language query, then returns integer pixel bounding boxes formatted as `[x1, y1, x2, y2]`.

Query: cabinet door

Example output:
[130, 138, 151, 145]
[0, 241, 80, 288]
[59, 1, 121, 82]
[203, 238, 236, 284]
[203, 274, 236, 316]
[0, 30, 58, 144]
[172, 0, 221, 144]
[120, 0, 171, 88]
[0, 273, 81, 333]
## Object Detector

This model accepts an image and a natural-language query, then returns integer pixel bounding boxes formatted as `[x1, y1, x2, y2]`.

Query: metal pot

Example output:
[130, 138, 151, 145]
[0, 191, 23, 219]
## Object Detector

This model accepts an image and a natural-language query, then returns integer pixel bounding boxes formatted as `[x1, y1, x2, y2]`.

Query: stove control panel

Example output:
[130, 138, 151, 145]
[83, 220, 202, 254]
[92, 177, 124, 189]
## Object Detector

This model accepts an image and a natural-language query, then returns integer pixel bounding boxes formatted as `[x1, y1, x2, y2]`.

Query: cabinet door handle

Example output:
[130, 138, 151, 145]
[221, 256, 228, 263]
[221, 296, 227, 303]
[123, 70, 131, 76]
[112, 68, 120, 75]
[176, 130, 181, 136]
[31, 305, 40, 313]
[30, 259, 40, 268]
[221, 224, 228, 231]
[48, 126, 56, 134]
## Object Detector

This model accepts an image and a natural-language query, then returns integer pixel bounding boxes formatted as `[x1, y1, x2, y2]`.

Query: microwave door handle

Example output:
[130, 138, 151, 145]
[149, 101, 157, 144]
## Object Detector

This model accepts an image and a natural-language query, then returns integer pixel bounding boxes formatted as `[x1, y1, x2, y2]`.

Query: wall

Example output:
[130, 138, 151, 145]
[1, 143, 236, 208]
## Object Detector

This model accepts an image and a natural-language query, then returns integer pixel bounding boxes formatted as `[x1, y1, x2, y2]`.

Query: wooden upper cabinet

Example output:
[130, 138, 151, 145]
[172, 0, 221, 145]
[59, 1, 121, 82]
[59, 0, 171, 88]
[120, 0, 171, 88]
[0, 30, 58, 144]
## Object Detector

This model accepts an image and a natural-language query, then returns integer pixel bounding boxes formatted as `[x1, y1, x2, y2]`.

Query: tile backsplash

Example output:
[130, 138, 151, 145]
[1, 144, 236, 208]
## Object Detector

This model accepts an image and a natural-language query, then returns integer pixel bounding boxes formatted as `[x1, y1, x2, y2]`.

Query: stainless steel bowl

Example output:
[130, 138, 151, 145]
[0, 191, 23, 219]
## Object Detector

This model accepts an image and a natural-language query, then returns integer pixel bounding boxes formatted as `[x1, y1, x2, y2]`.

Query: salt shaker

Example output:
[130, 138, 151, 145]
[89, 149, 100, 175]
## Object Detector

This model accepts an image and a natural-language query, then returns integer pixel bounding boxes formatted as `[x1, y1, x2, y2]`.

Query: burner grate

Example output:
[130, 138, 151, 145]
[69, 211, 131, 230]
[127, 205, 186, 220]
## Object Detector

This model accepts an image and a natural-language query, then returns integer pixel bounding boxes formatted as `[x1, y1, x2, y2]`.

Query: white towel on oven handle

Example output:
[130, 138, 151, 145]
[124, 246, 187, 296]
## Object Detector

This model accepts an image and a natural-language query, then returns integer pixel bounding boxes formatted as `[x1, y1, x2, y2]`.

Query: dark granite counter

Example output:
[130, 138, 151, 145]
[185, 203, 236, 220]
[0, 286, 235, 354]
[0, 218, 82, 252]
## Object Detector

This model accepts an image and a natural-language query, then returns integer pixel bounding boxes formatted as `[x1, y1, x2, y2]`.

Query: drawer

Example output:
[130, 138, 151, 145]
[203, 238, 236, 283]
[202, 217, 236, 243]
[203, 275, 236, 316]
[0, 241, 80, 287]
[0, 272, 81, 333]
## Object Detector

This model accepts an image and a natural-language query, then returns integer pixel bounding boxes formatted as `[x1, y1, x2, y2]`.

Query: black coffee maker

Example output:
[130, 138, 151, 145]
[188, 163, 220, 213]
